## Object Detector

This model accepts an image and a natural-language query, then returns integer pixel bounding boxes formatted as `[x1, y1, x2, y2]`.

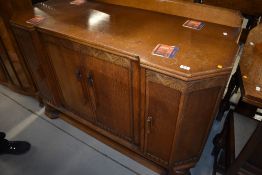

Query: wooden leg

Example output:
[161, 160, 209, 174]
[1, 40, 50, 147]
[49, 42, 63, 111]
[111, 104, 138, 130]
[45, 105, 60, 119]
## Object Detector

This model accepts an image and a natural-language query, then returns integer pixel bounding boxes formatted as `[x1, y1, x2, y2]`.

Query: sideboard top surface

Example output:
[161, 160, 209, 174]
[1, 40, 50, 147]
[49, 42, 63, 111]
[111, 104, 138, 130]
[12, 0, 240, 80]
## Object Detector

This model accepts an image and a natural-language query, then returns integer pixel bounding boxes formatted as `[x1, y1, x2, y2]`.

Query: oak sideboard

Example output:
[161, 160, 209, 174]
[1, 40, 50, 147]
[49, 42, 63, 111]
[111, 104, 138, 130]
[9, 0, 241, 174]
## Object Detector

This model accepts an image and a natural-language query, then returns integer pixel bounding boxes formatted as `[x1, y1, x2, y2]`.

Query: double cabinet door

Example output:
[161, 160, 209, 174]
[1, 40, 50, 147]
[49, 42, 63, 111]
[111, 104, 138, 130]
[43, 35, 138, 144]
[43, 34, 181, 165]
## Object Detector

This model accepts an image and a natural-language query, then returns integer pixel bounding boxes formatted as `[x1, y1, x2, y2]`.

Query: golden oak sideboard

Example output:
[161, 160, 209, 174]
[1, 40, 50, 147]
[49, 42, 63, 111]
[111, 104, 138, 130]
[9, 0, 241, 174]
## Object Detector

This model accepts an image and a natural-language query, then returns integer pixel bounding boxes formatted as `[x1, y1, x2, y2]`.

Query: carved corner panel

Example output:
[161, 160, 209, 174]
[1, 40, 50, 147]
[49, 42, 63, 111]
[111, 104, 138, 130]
[11, 25, 54, 102]
[144, 69, 227, 173]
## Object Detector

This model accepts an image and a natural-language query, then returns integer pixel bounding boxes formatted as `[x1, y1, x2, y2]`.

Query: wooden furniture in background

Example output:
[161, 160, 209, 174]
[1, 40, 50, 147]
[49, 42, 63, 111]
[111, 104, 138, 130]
[213, 109, 262, 175]
[214, 0, 262, 121]
[202, 0, 262, 17]
[9, 0, 242, 174]
[213, 23, 262, 175]
[216, 22, 262, 121]
[239, 24, 262, 109]
[202, 0, 262, 44]
[227, 114, 262, 175]
[0, 0, 37, 96]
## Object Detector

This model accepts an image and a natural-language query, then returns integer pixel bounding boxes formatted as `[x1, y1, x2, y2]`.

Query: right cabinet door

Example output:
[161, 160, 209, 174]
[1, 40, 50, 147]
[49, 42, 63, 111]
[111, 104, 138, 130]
[144, 71, 181, 166]
[84, 53, 138, 143]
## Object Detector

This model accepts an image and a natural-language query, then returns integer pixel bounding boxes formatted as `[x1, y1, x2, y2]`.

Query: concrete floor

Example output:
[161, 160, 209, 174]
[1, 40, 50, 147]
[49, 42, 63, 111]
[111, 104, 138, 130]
[0, 85, 257, 175]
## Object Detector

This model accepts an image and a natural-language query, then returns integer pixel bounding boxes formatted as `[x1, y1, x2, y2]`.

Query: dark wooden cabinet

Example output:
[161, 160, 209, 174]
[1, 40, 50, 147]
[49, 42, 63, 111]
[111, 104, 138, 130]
[0, 5, 36, 96]
[0, 35, 34, 93]
[0, 39, 20, 86]
[203, 0, 262, 16]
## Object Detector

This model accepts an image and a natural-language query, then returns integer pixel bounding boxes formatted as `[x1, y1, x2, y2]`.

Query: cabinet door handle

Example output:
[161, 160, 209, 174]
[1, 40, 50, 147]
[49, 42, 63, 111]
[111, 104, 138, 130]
[146, 116, 153, 134]
[87, 72, 94, 86]
[75, 68, 89, 104]
[75, 68, 82, 80]
[87, 71, 97, 111]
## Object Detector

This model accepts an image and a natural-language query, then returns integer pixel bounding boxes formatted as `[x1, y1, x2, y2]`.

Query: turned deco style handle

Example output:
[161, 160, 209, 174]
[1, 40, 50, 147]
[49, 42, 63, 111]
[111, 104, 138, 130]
[75, 68, 82, 80]
[87, 72, 94, 86]
[146, 116, 153, 134]
[75, 68, 90, 104]
[86, 71, 97, 111]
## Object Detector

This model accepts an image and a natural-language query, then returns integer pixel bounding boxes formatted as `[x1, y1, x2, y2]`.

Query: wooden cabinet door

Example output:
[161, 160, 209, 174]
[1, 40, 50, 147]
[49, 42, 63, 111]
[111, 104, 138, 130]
[44, 41, 95, 122]
[84, 54, 136, 143]
[144, 71, 181, 166]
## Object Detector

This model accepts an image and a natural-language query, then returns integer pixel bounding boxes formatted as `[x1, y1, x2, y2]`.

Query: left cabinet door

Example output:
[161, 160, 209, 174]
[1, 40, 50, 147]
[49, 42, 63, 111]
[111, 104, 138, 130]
[43, 37, 95, 122]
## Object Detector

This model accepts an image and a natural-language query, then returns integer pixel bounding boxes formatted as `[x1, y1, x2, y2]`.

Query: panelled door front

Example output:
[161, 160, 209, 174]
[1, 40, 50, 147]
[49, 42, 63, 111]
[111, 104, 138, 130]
[144, 71, 181, 166]
[84, 53, 136, 143]
[44, 40, 95, 122]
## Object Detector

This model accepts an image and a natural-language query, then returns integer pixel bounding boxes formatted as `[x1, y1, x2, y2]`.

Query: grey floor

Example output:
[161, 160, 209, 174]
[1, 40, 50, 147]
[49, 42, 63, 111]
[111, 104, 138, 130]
[0, 85, 257, 175]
